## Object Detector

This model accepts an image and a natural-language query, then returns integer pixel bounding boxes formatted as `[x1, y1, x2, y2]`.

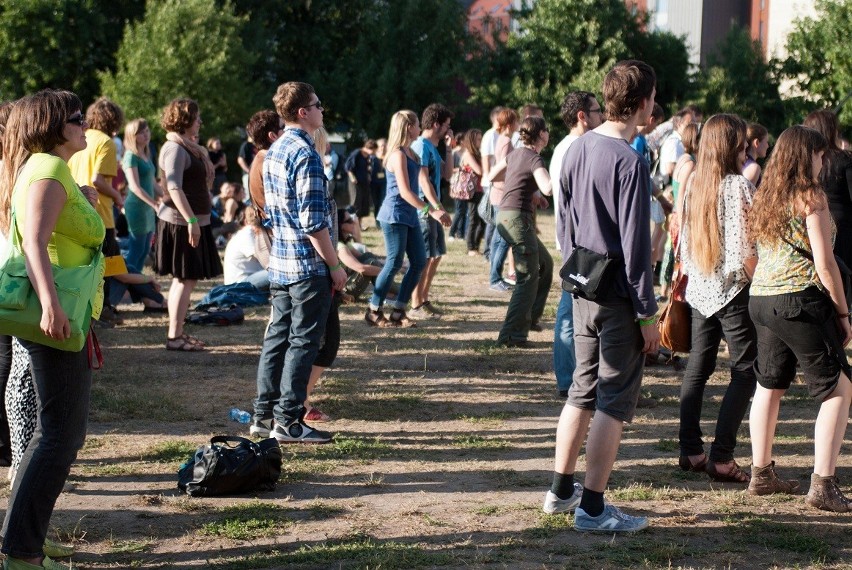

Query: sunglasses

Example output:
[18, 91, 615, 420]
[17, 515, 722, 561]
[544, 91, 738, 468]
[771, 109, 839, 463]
[67, 113, 85, 126]
[303, 100, 323, 111]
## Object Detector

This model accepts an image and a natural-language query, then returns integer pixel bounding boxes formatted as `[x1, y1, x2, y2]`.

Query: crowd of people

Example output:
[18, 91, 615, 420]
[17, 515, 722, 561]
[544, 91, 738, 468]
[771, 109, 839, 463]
[1, 55, 852, 567]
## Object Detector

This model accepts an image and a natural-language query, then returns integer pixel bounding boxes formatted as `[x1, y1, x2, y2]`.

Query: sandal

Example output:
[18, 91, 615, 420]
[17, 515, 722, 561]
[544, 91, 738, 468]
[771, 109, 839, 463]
[678, 454, 708, 473]
[365, 308, 390, 327]
[706, 460, 750, 483]
[166, 336, 205, 352]
[389, 309, 416, 328]
[181, 334, 207, 347]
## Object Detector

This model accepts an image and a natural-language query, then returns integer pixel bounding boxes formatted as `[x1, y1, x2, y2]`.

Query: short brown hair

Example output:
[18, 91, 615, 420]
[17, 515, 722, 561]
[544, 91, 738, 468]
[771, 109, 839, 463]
[496, 108, 518, 132]
[86, 96, 124, 134]
[161, 98, 199, 134]
[421, 103, 454, 131]
[246, 109, 281, 150]
[363, 139, 378, 151]
[272, 82, 315, 123]
[602, 60, 656, 122]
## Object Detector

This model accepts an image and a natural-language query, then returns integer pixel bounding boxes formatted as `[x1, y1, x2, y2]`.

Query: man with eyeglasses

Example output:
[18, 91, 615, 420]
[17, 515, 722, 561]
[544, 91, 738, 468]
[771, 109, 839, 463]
[250, 82, 346, 444]
[548, 91, 604, 400]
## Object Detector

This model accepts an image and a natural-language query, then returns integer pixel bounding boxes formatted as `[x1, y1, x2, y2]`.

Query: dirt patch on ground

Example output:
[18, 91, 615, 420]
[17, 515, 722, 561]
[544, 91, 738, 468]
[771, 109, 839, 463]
[2, 212, 851, 569]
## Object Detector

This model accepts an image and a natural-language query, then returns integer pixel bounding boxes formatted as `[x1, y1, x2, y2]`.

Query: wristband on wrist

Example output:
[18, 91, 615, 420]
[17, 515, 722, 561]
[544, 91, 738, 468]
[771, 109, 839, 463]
[187, 216, 198, 224]
[421, 204, 431, 216]
[838, 312, 850, 319]
[637, 316, 657, 326]
[330, 261, 344, 271]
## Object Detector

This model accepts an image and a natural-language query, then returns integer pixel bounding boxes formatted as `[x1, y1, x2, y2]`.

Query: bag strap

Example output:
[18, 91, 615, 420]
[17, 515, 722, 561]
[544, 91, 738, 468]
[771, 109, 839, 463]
[780, 234, 814, 262]
[211, 435, 260, 449]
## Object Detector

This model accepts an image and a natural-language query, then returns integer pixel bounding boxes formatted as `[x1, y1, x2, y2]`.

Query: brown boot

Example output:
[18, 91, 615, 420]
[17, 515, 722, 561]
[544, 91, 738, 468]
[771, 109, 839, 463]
[747, 461, 800, 496]
[805, 474, 852, 513]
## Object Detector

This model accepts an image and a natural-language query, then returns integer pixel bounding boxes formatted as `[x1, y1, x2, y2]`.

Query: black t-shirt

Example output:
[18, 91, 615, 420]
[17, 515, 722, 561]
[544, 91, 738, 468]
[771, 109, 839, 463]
[208, 149, 226, 175]
[500, 147, 545, 213]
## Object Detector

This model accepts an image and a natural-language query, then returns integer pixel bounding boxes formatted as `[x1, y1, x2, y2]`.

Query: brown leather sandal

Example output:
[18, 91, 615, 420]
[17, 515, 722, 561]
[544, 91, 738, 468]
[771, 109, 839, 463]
[678, 454, 708, 473]
[706, 460, 750, 483]
[389, 309, 416, 328]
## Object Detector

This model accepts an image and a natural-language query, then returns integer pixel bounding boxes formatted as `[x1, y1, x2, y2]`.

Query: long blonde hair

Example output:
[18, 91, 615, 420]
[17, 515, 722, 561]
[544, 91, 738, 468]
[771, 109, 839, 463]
[123, 118, 150, 160]
[313, 126, 329, 155]
[386, 110, 418, 159]
[684, 114, 746, 274]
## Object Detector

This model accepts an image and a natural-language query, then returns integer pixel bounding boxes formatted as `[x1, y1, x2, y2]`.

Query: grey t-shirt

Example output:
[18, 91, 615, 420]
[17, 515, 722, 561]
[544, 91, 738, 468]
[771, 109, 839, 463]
[559, 131, 657, 317]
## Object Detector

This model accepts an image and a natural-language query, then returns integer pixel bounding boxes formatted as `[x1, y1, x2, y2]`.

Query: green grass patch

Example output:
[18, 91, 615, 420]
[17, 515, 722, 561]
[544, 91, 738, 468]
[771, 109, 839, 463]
[311, 436, 392, 460]
[140, 440, 197, 463]
[278, 459, 333, 484]
[458, 411, 512, 424]
[89, 384, 186, 422]
[523, 512, 572, 539]
[726, 516, 835, 561]
[451, 435, 511, 450]
[655, 438, 679, 452]
[473, 505, 501, 515]
[199, 501, 292, 541]
[211, 536, 454, 569]
[493, 469, 540, 488]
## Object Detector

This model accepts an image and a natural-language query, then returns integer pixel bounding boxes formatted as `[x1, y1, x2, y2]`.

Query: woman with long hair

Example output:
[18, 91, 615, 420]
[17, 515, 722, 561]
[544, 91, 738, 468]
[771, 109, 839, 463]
[122, 119, 162, 273]
[748, 126, 852, 511]
[460, 129, 485, 255]
[495, 117, 553, 347]
[742, 123, 769, 187]
[365, 110, 449, 327]
[0, 89, 105, 569]
[155, 98, 222, 351]
[803, 110, 852, 278]
[678, 114, 757, 483]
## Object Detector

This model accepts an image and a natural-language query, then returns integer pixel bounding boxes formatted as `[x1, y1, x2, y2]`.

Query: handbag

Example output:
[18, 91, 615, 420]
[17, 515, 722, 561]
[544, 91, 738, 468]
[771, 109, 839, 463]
[559, 245, 621, 301]
[450, 166, 480, 201]
[178, 436, 283, 497]
[0, 212, 104, 352]
[658, 272, 691, 353]
[477, 184, 495, 225]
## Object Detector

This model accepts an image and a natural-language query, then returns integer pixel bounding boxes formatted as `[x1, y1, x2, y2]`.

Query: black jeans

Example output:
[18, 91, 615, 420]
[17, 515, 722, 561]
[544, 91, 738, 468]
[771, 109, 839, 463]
[1, 340, 92, 558]
[466, 193, 486, 251]
[0, 336, 12, 463]
[679, 287, 757, 462]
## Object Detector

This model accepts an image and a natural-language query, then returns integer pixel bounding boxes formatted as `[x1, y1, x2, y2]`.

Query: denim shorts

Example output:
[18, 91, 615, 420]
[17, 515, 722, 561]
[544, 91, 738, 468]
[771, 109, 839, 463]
[749, 287, 851, 401]
[420, 215, 446, 258]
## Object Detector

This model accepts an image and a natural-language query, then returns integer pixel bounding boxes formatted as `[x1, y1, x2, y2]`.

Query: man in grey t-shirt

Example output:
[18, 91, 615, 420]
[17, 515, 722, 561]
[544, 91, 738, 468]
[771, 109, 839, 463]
[542, 60, 660, 533]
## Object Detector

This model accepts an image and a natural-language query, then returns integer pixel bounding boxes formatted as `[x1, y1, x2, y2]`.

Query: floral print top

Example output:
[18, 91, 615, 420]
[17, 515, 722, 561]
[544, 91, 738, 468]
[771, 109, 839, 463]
[682, 174, 757, 317]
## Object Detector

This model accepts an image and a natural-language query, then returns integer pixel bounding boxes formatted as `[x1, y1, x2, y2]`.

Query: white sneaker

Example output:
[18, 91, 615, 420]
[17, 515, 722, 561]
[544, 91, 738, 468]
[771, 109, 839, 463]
[542, 483, 583, 514]
[249, 418, 273, 437]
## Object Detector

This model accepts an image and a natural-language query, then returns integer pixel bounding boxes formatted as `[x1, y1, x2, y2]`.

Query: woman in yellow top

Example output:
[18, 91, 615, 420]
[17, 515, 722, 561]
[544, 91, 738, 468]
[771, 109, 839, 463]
[748, 126, 852, 512]
[0, 89, 105, 569]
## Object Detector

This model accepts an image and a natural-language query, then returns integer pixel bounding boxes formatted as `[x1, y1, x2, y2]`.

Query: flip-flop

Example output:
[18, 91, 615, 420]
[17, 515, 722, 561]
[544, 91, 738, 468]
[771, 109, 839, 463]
[166, 336, 204, 352]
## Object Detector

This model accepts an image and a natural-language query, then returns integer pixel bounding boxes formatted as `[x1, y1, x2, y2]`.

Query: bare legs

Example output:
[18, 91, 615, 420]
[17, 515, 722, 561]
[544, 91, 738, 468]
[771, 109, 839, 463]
[167, 277, 197, 339]
[412, 257, 441, 308]
[553, 404, 623, 493]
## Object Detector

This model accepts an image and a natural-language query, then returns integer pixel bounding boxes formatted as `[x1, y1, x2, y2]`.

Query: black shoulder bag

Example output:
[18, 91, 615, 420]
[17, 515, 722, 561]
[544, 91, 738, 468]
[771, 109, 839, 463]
[178, 436, 283, 497]
[559, 245, 622, 301]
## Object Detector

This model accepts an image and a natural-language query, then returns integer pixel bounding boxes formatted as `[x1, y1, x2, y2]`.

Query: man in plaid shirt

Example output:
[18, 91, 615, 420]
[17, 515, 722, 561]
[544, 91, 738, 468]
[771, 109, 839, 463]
[251, 82, 347, 444]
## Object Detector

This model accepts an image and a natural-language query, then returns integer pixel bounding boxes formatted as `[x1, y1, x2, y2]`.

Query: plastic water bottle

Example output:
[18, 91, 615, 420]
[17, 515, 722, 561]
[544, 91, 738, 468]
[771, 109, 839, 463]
[229, 408, 251, 424]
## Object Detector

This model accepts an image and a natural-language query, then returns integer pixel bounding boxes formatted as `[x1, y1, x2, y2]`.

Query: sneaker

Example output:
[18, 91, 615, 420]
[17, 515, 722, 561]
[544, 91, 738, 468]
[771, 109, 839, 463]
[489, 281, 512, 292]
[250, 418, 273, 437]
[43, 538, 74, 559]
[271, 418, 333, 444]
[574, 504, 649, 533]
[4, 556, 74, 569]
[421, 301, 443, 316]
[408, 305, 431, 320]
[529, 321, 543, 332]
[542, 484, 583, 514]
[505, 272, 517, 285]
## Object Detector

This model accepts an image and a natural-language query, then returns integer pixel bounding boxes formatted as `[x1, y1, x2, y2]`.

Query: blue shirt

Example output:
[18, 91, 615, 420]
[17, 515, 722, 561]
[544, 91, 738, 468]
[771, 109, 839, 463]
[376, 150, 420, 227]
[630, 133, 650, 165]
[263, 127, 336, 285]
[410, 136, 442, 208]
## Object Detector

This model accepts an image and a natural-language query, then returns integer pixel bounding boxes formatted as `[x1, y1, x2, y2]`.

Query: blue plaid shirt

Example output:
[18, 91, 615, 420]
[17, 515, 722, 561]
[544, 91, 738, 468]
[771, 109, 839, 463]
[263, 128, 336, 285]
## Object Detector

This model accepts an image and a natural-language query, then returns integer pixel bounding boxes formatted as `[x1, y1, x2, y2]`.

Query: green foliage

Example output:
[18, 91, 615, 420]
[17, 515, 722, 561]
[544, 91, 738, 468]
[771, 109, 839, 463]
[0, 0, 144, 104]
[100, 0, 256, 143]
[694, 27, 786, 134]
[469, 0, 691, 143]
[784, 0, 852, 124]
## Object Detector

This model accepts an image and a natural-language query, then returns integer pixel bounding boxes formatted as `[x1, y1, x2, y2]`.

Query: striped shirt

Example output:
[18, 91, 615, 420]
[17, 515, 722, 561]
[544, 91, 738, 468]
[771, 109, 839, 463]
[263, 127, 336, 285]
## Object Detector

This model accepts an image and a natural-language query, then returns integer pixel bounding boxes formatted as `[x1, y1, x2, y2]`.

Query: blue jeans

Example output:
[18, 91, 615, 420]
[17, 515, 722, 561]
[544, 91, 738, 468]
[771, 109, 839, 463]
[484, 221, 494, 259]
[554, 289, 576, 392]
[489, 208, 511, 285]
[1, 340, 91, 558]
[247, 269, 270, 291]
[369, 223, 426, 309]
[449, 199, 468, 238]
[254, 276, 332, 424]
[125, 231, 153, 273]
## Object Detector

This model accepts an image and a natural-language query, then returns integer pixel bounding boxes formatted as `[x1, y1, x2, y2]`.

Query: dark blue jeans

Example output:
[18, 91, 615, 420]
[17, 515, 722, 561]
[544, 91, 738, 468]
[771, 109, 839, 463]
[1, 340, 91, 558]
[369, 223, 426, 309]
[449, 199, 468, 239]
[679, 287, 757, 462]
[254, 276, 332, 424]
[554, 289, 576, 392]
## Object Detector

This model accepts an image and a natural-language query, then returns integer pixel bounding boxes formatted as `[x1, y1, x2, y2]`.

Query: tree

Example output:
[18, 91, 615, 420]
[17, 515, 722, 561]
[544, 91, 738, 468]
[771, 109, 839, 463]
[694, 27, 786, 135]
[467, 0, 691, 143]
[0, 0, 144, 104]
[784, 0, 852, 124]
[100, 0, 257, 143]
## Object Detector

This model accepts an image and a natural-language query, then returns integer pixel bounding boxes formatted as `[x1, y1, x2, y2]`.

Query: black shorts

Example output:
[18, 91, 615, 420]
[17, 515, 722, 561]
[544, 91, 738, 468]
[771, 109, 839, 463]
[749, 287, 851, 401]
